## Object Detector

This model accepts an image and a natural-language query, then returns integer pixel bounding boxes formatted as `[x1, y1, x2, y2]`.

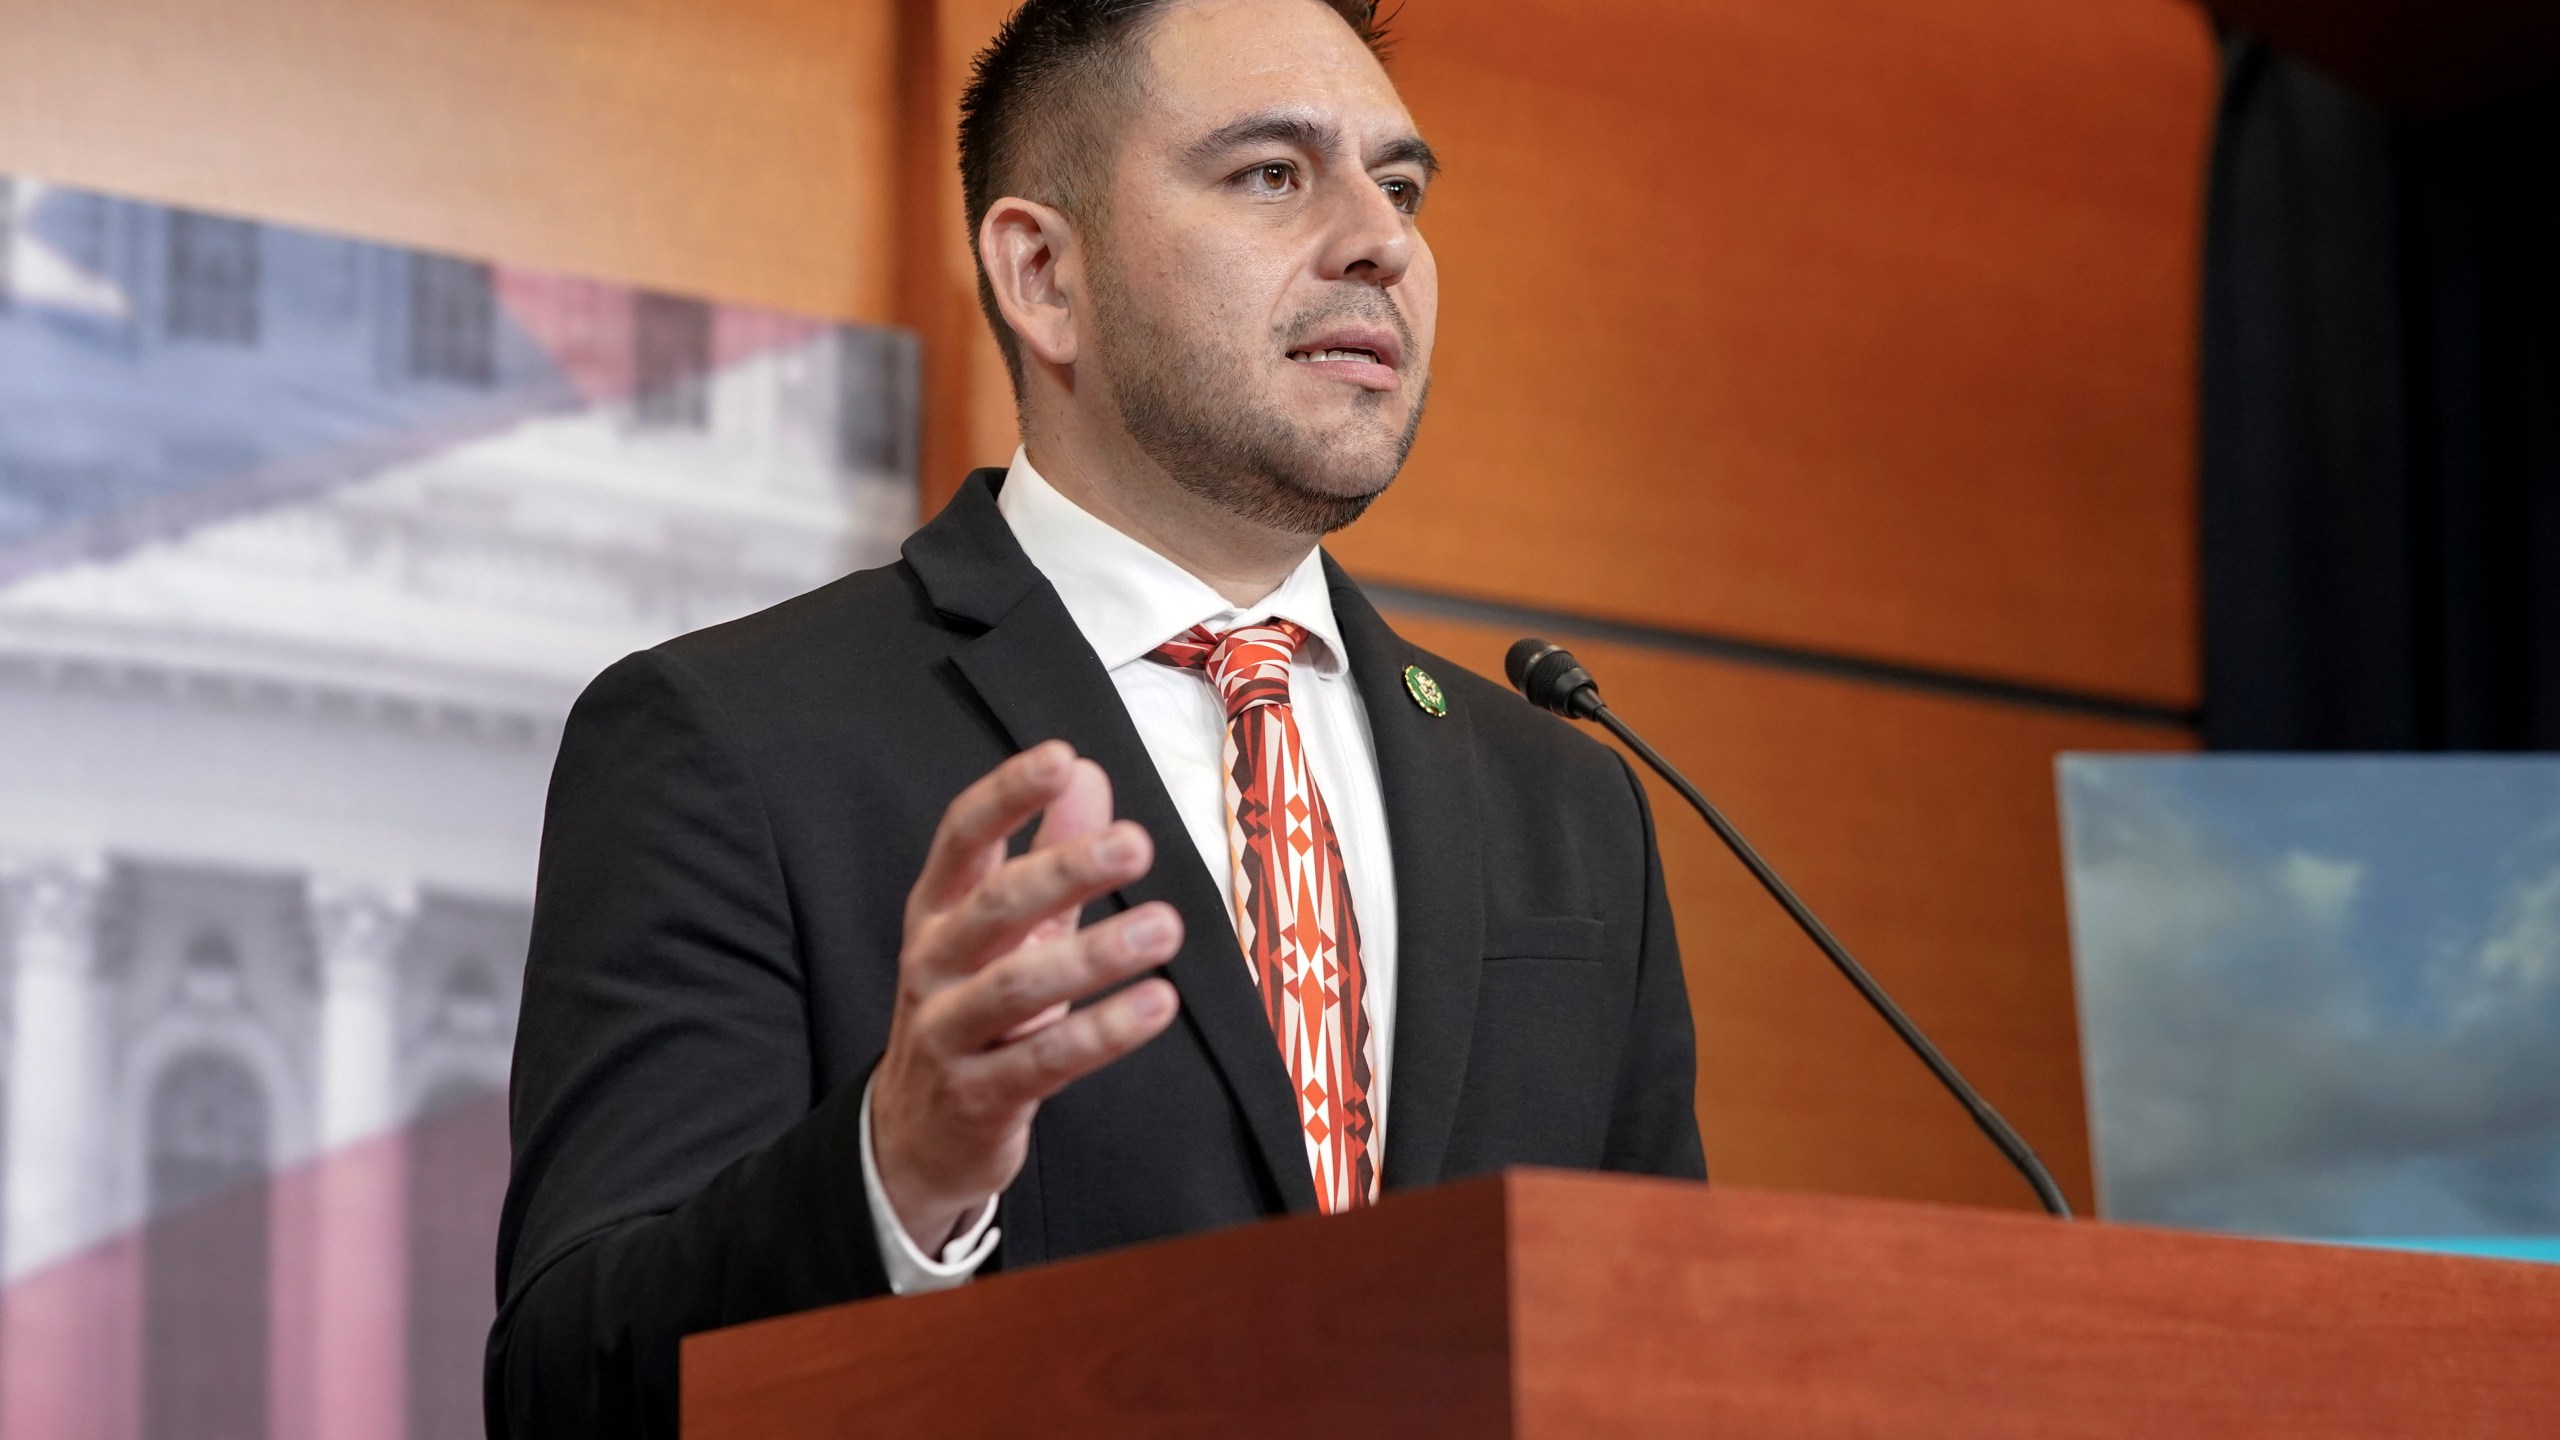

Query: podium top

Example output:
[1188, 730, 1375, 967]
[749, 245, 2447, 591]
[684, 1169, 2560, 1439]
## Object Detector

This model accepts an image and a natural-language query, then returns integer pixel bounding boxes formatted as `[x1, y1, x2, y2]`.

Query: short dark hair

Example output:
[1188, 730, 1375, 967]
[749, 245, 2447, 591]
[957, 0, 1390, 394]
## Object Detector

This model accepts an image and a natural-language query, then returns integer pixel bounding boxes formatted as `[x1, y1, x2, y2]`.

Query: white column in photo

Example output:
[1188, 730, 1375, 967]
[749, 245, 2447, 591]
[1, 852, 107, 1280]
[0, 853, 111, 1440]
[311, 877, 414, 1149]
[306, 875, 417, 1440]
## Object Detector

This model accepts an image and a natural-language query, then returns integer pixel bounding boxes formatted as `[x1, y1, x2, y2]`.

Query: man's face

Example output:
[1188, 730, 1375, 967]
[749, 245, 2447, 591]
[1084, 0, 1439, 535]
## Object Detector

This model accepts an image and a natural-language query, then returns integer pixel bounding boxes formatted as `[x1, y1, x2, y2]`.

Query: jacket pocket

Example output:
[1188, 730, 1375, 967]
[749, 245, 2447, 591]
[1482, 914, 1606, 964]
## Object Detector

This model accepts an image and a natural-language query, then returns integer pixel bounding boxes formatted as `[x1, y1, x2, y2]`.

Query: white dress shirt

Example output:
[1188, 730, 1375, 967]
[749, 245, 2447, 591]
[862, 448, 1401, 1294]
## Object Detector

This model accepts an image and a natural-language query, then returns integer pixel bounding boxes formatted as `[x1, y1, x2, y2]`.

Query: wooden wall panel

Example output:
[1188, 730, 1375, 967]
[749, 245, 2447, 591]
[0, 0, 2216, 1215]
[1329, 0, 2216, 706]
[1386, 613, 2193, 1211]
[904, 0, 1035, 510]
[0, 0, 901, 319]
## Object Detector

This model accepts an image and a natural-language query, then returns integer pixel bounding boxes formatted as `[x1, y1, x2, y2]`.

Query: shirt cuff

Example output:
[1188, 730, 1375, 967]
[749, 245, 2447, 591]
[859, 1073, 1001, 1296]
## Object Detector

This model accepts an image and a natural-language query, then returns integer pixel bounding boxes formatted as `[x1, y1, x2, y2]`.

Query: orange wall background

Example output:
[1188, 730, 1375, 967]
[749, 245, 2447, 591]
[1353, 0, 2209, 706]
[0, 0, 906, 319]
[0, 0, 2215, 1212]
[1340, 0, 2215, 1210]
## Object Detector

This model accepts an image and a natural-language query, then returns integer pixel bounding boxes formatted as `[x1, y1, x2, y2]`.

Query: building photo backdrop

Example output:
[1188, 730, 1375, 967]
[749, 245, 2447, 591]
[0, 173, 920, 1440]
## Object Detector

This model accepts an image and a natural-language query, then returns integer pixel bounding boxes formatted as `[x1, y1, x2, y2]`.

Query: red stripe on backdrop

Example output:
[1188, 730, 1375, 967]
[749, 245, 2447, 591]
[0, 1095, 508, 1440]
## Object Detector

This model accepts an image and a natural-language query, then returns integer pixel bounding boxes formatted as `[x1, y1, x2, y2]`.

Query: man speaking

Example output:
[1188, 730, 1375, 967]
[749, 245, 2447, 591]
[488, 0, 1705, 1432]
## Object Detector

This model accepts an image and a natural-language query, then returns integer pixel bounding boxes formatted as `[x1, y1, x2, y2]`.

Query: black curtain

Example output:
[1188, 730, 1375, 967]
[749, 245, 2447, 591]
[2200, 38, 2560, 749]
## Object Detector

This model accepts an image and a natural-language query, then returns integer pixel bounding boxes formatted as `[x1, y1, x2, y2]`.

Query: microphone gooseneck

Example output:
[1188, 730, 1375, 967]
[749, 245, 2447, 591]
[1503, 637, 2074, 1219]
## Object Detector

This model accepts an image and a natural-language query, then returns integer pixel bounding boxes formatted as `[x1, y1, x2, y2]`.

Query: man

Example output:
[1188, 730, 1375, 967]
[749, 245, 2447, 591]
[488, 0, 1704, 1432]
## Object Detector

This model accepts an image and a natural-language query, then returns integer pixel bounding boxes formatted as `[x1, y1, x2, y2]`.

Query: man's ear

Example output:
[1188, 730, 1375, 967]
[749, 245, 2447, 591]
[979, 197, 1083, 370]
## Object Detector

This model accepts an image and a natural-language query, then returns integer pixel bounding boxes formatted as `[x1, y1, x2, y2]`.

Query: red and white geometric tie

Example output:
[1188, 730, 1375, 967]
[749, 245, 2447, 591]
[1148, 619, 1378, 1212]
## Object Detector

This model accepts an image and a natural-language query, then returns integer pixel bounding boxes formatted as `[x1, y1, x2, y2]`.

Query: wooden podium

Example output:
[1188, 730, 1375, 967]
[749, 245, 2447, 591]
[682, 1169, 2560, 1437]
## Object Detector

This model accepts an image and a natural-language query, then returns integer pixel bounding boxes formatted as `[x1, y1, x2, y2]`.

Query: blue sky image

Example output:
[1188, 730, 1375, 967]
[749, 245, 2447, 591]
[2060, 756, 2560, 1246]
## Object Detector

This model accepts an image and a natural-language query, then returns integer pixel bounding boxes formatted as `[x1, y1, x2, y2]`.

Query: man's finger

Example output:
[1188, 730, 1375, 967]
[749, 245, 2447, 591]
[932, 902, 1182, 1053]
[1020, 759, 1113, 949]
[919, 820, 1154, 981]
[1031, 757, 1112, 851]
[910, 741, 1076, 913]
[959, 978, 1181, 1110]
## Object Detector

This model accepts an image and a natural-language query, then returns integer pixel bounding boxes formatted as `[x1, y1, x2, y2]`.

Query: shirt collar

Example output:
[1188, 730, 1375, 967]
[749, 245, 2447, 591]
[996, 447, 1347, 675]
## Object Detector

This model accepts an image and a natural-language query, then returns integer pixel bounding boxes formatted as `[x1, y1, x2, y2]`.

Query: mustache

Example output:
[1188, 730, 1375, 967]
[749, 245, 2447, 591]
[1277, 292, 1416, 357]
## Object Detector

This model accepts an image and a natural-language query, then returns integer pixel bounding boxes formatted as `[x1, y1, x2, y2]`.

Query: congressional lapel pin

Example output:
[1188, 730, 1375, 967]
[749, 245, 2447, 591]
[1402, 664, 1448, 718]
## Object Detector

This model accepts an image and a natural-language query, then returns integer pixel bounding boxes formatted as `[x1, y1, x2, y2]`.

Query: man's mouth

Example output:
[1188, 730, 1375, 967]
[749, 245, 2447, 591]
[1282, 326, 1404, 392]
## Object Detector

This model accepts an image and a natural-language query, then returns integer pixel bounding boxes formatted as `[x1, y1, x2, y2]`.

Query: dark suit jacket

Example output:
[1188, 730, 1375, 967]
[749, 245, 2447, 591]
[486, 470, 1705, 1437]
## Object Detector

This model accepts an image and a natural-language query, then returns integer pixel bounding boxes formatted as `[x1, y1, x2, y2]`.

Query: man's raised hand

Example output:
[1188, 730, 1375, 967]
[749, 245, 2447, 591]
[869, 741, 1184, 1254]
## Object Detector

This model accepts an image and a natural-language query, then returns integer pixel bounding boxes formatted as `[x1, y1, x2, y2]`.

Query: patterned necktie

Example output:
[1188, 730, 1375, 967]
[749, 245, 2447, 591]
[1149, 619, 1378, 1212]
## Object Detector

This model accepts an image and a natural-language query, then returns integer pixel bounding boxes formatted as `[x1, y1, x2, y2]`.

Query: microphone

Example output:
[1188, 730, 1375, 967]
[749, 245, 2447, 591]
[1505, 638, 2073, 1219]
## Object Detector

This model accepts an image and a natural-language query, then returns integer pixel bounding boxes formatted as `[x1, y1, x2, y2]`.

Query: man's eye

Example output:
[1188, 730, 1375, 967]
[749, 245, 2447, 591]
[1382, 177, 1424, 215]
[1243, 162, 1298, 195]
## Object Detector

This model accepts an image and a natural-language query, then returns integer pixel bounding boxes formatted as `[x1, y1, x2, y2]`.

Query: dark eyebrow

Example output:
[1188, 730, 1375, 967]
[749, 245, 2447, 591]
[1182, 111, 1440, 182]
[1369, 134, 1440, 180]
[1182, 114, 1343, 169]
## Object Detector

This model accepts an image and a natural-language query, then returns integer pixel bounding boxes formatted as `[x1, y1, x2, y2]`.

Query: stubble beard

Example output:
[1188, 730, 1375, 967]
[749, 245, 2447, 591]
[1088, 255, 1429, 538]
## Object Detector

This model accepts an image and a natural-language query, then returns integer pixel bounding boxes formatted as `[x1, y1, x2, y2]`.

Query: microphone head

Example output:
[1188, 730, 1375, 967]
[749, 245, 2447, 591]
[1505, 637, 1604, 719]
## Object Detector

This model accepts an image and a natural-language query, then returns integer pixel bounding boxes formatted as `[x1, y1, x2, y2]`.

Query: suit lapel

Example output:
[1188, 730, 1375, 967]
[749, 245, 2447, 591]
[908, 474, 1321, 1215]
[1324, 561, 1485, 1193]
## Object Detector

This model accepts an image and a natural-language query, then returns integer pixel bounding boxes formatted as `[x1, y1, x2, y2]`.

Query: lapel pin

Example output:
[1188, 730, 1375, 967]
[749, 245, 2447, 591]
[1402, 664, 1448, 718]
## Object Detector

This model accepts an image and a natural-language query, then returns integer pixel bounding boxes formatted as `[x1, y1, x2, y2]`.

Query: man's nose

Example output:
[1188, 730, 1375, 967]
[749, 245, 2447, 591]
[1312, 172, 1414, 288]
